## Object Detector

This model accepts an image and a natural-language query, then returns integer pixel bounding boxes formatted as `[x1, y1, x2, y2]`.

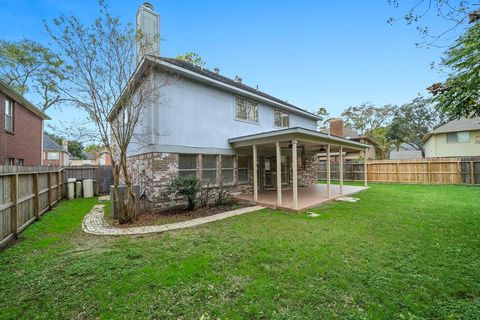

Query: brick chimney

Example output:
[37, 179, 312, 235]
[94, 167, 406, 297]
[329, 118, 344, 137]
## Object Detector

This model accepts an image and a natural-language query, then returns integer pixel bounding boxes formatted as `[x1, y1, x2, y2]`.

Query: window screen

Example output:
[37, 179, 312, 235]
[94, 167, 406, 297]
[237, 156, 249, 183]
[235, 96, 258, 123]
[179, 154, 197, 177]
[202, 155, 217, 184]
[221, 155, 234, 184]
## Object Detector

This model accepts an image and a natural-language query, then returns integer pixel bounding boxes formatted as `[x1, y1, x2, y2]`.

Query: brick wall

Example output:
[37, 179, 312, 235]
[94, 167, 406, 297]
[127, 152, 254, 211]
[0, 92, 43, 165]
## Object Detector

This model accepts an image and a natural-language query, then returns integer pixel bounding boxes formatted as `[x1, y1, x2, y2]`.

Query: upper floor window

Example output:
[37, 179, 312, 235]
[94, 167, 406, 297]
[4, 98, 13, 132]
[235, 96, 258, 123]
[47, 152, 60, 160]
[179, 154, 197, 178]
[447, 131, 470, 143]
[274, 109, 289, 128]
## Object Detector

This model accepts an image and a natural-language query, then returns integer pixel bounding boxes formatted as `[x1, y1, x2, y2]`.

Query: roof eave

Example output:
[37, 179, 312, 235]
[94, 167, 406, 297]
[0, 80, 50, 120]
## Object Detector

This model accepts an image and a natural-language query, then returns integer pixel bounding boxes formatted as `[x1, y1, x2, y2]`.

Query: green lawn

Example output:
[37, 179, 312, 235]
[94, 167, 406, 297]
[1, 184, 479, 319]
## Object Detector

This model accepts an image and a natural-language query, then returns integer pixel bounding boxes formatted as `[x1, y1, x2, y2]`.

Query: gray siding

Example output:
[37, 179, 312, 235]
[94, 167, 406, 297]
[128, 71, 317, 156]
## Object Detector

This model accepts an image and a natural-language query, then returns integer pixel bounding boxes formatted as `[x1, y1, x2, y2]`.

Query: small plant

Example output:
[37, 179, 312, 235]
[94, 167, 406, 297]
[199, 182, 213, 208]
[215, 185, 233, 206]
[164, 176, 200, 210]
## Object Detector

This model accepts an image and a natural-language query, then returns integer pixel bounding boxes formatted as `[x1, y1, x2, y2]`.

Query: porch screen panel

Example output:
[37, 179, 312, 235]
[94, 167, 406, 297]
[222, 156, 234, 184]
[202, 155, 217, 184]
[179, 154, 197, 177]
[238, 156, 249, 183]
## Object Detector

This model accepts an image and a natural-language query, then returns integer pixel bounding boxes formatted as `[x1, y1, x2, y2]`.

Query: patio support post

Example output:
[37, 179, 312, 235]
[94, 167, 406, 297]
[276, 142, 282, 206]
[327, 144, 331, 198]
[339, 146, 344, 195]
[292, 140, 298, 210]
[364, 148, 368, 187]
[253, 145, 258, 202]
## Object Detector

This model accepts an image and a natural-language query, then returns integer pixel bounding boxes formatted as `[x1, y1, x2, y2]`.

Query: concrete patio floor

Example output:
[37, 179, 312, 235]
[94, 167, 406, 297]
[234, 184, 367, 212]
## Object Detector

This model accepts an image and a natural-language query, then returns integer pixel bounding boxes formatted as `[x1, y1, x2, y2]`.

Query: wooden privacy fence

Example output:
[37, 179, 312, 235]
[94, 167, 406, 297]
[63, 166, 113, 194]
[0, 165, 113, 249]
[317, 159, 480, 185]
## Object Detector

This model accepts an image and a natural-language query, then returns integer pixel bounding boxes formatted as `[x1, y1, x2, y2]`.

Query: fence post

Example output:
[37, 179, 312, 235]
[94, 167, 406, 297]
[47, 172, 52, 209]
[457, 161, 461, 184]
[33, 173, 40, 220]
[470, 161, 475, 184]
[427, 161, 431, 184]
[57, 171, 61, 201]
[396, 162, 400, 182]
[10, 174, 18, 238]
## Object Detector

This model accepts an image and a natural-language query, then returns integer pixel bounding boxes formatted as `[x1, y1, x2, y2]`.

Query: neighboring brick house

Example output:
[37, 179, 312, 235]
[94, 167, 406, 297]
[43, 134, 70, 166]
[0, 80, 49, 166]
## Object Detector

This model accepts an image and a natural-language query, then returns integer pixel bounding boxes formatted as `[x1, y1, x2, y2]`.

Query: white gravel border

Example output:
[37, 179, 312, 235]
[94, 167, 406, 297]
[82, 205, 265, 236]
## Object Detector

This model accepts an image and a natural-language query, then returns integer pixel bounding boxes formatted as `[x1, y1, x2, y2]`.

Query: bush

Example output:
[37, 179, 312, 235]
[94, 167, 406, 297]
[164, 176, 200, 210]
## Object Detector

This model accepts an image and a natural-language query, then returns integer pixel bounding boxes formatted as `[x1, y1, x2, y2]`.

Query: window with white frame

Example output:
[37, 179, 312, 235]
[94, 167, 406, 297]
[4, 98, 13, 132]
[221, 155, 234, 184]
[235, 96, 258, 123]
[274, 109, 289, 128]
[47, 152, 60, 160]
[237, 156, 249, 183]
[447, 131, 470, 143]
[202, 155, 217, 184]
[178, 154, 197, 177]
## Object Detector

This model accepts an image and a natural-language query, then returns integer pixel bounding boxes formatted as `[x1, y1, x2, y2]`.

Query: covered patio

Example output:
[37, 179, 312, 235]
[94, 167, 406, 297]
[229, 127, 371, 212]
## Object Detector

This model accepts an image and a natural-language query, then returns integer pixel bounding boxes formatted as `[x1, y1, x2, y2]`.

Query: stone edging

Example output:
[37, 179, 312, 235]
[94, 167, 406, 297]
[82, 205, 265, 236]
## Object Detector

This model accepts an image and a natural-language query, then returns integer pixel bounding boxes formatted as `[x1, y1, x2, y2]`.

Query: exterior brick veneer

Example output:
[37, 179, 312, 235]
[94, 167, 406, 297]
[127, 152, 317, 210]
[0, 92, 43, 165]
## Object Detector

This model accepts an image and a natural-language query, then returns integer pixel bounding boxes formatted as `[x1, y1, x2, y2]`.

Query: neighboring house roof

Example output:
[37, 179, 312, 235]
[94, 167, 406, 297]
[423, 117, 480, 143]
[396, 143, 417, 151]
[109, 55, 320, 121]
[43, 134, 68, 152]
[0, 80, 50, 120]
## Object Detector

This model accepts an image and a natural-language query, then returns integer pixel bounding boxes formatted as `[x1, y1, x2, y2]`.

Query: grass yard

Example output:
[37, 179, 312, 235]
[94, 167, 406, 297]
[0, 184, 479, 319]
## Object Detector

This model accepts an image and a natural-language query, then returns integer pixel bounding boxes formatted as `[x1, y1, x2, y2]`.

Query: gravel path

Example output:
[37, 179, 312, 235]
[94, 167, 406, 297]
[82, 205, 265, 236]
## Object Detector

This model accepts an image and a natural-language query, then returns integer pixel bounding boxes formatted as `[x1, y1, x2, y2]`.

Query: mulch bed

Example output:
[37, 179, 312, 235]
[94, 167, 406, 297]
[113, 201, 253, 228]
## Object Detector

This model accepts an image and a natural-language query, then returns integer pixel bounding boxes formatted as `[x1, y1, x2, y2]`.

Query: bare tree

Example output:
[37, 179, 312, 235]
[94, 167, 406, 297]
[46, 1, 166, 223]
[387, 0, 480, 47]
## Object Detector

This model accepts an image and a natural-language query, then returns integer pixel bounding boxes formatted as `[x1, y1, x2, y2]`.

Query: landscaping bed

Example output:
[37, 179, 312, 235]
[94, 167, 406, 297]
[112, 200, 253, 228]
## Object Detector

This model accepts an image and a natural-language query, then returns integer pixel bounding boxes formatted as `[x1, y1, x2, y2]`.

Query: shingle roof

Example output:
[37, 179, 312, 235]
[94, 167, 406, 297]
[157, 57, 319, 119]
[431, 117, 480, 134]
[43, 134, 66, 152]
[423, 117, 480, 142]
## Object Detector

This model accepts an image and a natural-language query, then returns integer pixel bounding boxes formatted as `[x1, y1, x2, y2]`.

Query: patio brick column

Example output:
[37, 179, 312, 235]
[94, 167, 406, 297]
[276, 142, 282, 206]
[253, 145, 258, 202]
[339, 146, 344, 195]
[327, 144, 331, 198]
[363, 148, 368, 187]
[292, 140, 298, 210]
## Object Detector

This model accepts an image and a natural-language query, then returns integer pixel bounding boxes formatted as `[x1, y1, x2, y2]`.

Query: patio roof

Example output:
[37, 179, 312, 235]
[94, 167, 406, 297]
[228, 127, 371, 151]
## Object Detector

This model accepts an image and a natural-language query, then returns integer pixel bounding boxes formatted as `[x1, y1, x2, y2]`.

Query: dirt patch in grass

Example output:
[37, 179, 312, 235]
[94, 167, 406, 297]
[112, 201, 253, 228]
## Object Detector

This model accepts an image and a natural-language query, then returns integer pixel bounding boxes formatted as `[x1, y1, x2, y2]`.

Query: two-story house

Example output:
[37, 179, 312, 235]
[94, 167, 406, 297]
[43, 134, 70, 166]
[0, 80, 49, 166]
[110, 3, 370, 211]
[423, 117, 480, 158]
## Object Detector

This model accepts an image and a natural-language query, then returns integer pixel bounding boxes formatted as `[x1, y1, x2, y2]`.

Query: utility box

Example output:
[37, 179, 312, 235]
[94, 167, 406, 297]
[75, 181, 82, 198]
[67, 178, 76, 200]
[83, 179, 94, 198]
[110, 185, 140, 219]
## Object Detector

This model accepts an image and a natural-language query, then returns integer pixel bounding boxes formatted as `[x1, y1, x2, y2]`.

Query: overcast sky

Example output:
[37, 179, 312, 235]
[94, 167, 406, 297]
[1, 0, 456, 133]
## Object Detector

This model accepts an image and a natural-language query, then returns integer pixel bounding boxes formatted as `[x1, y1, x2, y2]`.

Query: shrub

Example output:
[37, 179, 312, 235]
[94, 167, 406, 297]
[164, 176, 200, 210]
[215, 185, 233, 206]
